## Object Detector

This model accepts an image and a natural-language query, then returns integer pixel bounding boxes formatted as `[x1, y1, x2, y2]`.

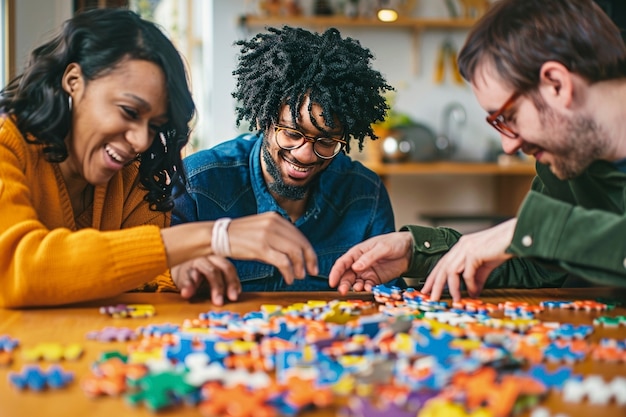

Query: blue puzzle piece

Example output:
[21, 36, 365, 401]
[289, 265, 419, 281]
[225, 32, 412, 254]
[350, 314, 389, 338]
[199, 310, 241, 323]
[9, 365, 73, 391]
[412, 325, 464, 363]
[540, 300, 572, 309]
[544, 343, 586, 363]
[528, 364, 581, 390]
[44, 365, 74, 389]
[165, 334, 227, 364]
[0, 335, 19, 352]
[268, 319, 300, 341]
[548, 323, 593, 340]
[274, 348, 306, 383]
[315, 353, 345, 385]
[9, 366, 47, 391]
[139, 323, 180, 337]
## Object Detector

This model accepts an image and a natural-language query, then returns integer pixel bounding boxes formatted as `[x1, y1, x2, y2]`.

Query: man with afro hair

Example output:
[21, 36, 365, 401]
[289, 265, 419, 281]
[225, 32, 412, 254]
[172, 25, 400, 299]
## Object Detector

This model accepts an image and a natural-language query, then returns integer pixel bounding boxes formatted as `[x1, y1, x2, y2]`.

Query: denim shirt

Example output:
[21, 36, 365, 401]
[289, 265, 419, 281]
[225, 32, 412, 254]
[173, 133, 396, 291]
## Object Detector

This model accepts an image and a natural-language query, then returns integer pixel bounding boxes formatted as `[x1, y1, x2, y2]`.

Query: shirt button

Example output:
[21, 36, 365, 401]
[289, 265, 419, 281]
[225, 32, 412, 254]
[424, 241, 431, 249]
[521, 235, 533, 247]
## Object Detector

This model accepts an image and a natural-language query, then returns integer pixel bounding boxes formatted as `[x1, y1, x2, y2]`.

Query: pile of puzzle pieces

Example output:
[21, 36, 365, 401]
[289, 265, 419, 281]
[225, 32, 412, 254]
[3, 285, 626, 417]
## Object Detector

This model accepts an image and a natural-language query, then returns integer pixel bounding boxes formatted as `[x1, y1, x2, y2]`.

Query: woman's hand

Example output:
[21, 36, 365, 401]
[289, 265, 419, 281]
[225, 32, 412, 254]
[163, 212, 318, 285]
[171, 255, 240, 305]
[227, 212, 318, 284]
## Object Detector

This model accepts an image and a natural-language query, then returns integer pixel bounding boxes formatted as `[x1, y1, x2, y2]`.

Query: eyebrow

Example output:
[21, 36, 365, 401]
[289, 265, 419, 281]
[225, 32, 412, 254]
[278, 120, 342, 137]
[125, 93, 168, 120]
[125, 93, 151, 110]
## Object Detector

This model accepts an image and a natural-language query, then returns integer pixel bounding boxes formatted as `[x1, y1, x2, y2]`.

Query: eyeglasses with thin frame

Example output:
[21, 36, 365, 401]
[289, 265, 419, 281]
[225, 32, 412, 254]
[486, 91, 521, 139]
[273, 124, 346, 159]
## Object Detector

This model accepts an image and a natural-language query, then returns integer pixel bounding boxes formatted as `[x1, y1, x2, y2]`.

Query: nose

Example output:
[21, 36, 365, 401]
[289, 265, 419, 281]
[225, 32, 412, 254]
[290, 139, 319, 163]
[500, 134, 524, 155]
[126, 125, 152, 154]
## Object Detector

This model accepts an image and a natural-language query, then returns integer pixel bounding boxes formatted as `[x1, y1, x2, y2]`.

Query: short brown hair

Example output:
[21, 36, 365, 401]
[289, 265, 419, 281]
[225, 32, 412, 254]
[458, 0, 626, 92]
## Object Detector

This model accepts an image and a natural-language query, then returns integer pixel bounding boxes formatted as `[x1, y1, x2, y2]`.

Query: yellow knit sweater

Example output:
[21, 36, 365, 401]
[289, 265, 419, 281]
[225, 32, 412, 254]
[0, 116, 177, 308]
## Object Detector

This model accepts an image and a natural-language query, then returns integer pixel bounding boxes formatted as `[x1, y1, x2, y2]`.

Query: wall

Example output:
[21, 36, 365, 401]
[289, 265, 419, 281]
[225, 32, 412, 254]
[13, 0, 71, 73]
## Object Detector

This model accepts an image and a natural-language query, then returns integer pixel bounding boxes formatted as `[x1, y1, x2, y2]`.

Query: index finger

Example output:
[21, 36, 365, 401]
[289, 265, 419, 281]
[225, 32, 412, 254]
[328, 251, 358, 288]
[271, 227, 318, 279]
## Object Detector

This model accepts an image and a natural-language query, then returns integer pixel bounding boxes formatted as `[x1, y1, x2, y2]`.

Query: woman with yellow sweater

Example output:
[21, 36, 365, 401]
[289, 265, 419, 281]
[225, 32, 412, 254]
[0, 8, 318, 308]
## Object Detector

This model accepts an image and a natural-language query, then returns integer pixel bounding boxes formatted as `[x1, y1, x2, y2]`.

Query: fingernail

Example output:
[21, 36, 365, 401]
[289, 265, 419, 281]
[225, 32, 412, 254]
[213, 294, 223, 305]
[228, 288, 238, 301]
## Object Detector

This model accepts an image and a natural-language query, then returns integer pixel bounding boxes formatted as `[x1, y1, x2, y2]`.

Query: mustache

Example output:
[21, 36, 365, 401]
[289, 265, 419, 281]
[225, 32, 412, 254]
[278, 149, 324, 168]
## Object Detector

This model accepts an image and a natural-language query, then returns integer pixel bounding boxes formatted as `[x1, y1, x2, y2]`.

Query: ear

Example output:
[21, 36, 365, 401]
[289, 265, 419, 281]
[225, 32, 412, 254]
[538, 61, 574, 109]
[61, 63, 84, 98]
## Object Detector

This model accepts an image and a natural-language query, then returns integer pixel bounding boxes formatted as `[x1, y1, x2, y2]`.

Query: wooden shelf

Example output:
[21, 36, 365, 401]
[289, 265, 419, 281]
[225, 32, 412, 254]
[239, 15, 477, 75]
[363, 161, 537, 176]
[239, 15, 478, 30]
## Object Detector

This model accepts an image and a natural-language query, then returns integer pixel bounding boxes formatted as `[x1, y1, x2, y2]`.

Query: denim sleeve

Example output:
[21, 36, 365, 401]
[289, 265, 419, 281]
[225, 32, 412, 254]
[509, 190, 626, 287]
[171, 185, 199, 225]
[369, 181, 396, 236]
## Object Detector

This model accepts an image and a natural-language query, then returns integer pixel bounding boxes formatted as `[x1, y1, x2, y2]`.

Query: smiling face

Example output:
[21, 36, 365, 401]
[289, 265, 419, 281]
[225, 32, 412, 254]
[60, 59, 168, 188]
[261, 97, 342, 201]
[473, 62, 607, 180]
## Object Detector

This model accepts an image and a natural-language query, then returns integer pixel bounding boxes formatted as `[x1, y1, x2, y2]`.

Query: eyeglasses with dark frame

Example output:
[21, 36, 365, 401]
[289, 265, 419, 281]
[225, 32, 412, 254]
[486, 91, 521, 139]
[273, 124, 347, 159]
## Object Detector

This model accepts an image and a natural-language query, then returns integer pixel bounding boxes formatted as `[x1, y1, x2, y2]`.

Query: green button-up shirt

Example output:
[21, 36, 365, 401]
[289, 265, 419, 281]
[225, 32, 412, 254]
[401, 160, 626, 289]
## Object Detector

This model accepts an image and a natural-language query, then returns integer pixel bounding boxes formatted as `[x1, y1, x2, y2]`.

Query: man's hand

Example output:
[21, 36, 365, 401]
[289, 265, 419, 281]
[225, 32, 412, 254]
[228, 212, 318, 284]
[329, 231, 413, 294]
[171, 256, 241, 306]
[421, 218, 517, 302]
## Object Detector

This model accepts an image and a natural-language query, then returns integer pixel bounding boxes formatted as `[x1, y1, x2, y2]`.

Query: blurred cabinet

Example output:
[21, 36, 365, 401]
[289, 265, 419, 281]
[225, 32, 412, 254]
[364, 161, 536, 219]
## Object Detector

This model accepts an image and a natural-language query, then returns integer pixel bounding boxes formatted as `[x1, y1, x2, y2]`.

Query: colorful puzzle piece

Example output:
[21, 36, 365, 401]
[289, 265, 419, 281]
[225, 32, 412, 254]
[82, 357, 148, 397]
[126, 370, 198, 411]
[100, 304, 156, 318]
[199, 382, 277, 417]
[562, 375, 626, 405]
[22, 342, 83, 361]
[86, 326, 137, 342]
[0, 335, 19, 351]
[9, 365, 74, 391]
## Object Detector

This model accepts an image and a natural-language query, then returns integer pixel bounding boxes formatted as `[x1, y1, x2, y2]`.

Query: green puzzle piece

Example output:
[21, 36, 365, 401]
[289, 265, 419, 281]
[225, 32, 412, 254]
[126, 370, 197, 411]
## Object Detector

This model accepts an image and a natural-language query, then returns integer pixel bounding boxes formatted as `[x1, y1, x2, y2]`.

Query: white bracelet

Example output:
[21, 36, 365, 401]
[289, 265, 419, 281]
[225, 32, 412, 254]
[212, 217, 232, 256]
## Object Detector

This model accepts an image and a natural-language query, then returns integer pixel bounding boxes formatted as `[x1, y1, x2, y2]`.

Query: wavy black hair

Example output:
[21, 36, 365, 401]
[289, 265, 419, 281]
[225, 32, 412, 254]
[232, 26, 393, 153]
[0, 8, 195, 211]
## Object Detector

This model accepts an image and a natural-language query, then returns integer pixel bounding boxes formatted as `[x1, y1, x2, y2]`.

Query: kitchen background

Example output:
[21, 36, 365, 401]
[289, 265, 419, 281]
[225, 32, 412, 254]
[3, 0, 623, 231]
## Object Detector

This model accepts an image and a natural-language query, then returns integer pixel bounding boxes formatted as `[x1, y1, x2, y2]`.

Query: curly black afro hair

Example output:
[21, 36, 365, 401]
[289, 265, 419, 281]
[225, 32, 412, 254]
[232, 26, 393, 153]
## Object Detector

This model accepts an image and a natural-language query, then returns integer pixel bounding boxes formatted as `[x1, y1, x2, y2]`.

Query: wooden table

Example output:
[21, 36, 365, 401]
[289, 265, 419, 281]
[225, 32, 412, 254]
[1, 288, 625, 417]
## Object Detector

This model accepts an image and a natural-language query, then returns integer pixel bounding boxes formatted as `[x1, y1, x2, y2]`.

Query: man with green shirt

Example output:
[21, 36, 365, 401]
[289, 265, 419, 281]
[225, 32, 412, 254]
[329, 0, 626, 301]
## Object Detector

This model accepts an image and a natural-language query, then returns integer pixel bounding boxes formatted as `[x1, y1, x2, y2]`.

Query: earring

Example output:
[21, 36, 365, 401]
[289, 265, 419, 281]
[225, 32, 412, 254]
[68, 95, 73, 112]
[159, 132, 168, 153]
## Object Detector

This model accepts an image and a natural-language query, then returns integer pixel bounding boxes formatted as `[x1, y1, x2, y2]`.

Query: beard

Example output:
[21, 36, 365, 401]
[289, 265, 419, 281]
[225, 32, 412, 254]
[538, 108, 607, 180]
[261, 138, 312, 201]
